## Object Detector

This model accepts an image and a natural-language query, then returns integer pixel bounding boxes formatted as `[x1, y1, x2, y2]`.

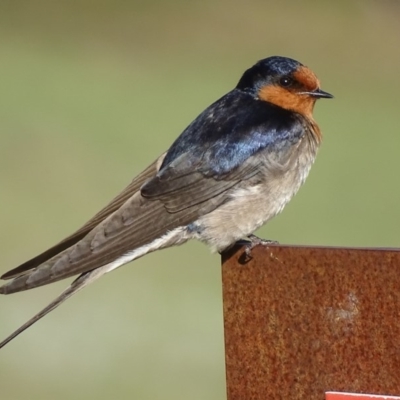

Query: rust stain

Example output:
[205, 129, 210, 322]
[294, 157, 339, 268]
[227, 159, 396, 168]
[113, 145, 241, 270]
[221, 244, 400, 400]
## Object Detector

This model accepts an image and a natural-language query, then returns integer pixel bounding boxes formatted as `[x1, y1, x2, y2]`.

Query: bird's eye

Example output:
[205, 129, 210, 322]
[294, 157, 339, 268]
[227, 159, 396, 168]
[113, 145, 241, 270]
[279, 76, 293, 87]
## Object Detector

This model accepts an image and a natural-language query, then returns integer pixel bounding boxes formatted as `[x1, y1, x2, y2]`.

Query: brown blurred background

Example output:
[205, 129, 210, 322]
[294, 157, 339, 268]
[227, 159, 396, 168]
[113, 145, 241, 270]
[1, 1, 399, 399]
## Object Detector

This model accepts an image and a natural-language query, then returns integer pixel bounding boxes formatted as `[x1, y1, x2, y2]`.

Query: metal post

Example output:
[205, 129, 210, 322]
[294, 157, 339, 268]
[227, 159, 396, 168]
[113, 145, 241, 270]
[222, 245, 400, 400]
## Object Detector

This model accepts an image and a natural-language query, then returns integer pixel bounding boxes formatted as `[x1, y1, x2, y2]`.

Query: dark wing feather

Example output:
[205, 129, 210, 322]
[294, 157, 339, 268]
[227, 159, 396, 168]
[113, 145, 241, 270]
[0, 153, 263, 294]
[1, 153, 166, 280]
[142, 152, 262, 212]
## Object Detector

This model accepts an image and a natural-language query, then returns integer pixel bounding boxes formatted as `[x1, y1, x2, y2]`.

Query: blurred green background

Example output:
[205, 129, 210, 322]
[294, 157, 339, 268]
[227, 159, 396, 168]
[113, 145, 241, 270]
[1, 1, 400, 399]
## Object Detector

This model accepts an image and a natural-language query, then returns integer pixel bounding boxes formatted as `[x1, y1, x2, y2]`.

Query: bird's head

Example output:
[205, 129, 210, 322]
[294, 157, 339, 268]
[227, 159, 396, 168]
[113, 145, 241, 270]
[236, 56, 333, 118]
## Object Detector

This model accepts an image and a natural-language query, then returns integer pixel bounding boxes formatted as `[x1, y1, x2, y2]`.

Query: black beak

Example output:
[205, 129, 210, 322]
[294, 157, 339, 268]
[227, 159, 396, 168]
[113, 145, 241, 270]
[308, 88, 334, 99]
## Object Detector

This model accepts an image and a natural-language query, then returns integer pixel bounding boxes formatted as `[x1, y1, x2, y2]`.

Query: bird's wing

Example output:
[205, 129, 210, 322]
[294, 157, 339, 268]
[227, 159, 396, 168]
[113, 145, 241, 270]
[1, 153, 167, 280]
[0, 152, 263, 294]
[140, 150, 262, 212]
[0, 153, 262, 348]
[0, 146, 266, 348]
[0, 151, 264, 348]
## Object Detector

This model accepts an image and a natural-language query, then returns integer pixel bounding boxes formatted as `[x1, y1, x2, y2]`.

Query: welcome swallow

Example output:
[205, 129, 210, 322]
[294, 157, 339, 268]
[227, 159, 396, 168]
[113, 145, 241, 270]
[0, 56, 333, 348]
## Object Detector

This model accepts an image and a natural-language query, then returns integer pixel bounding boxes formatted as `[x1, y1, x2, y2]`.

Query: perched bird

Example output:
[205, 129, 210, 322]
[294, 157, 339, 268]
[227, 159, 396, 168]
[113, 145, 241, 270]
[0, 56, 332, 348]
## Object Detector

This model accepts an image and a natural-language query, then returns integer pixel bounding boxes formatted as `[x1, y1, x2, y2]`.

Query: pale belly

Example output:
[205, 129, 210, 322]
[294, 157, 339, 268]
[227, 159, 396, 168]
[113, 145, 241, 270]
[191, 146, 317, 251]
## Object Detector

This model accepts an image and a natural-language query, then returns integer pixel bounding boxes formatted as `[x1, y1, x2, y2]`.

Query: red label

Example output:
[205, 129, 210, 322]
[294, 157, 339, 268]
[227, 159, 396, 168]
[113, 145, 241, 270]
[326, 392, 400, 400]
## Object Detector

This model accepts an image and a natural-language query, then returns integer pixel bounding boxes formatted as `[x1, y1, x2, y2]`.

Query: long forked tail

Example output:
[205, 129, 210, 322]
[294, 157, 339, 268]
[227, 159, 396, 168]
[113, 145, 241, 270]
[0, 227, 189, 348]
[0, 266, 108, 349]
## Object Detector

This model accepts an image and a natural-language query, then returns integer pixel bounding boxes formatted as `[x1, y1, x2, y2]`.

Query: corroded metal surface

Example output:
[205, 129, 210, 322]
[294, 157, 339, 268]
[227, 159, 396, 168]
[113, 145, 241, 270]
[222, 245, 400, 400]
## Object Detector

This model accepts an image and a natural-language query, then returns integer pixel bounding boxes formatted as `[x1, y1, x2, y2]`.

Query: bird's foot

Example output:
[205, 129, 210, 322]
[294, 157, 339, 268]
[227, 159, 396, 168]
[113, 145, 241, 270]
[243, 234, 278, 259]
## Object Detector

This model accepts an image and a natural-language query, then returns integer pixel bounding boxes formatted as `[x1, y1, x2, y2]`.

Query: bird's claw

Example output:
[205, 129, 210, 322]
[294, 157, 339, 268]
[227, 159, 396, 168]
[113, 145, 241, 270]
[244, 234, 278, 259]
